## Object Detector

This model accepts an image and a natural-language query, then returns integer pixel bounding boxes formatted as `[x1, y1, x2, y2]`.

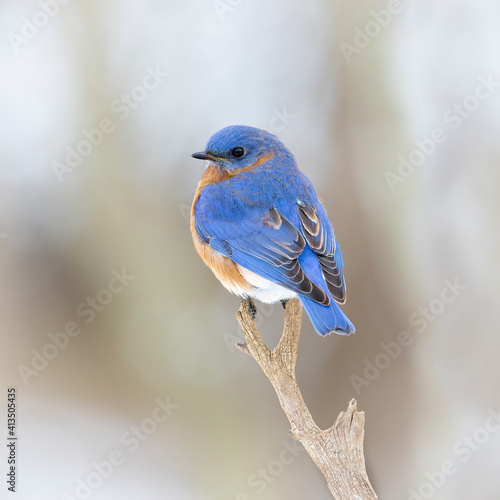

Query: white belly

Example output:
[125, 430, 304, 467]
[238, 266, 297, 304]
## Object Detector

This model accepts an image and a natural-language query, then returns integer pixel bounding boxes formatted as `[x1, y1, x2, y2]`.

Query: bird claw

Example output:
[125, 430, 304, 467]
[246, 298, 257, 319]
[281, 300, 287, 310]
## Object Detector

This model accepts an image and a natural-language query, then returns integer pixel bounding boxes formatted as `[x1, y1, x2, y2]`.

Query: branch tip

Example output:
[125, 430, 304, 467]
[235, 342, 251, 355]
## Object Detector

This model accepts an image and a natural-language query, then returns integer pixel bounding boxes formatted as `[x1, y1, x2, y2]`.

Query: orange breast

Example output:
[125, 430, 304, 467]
[190, 165, 252, 296]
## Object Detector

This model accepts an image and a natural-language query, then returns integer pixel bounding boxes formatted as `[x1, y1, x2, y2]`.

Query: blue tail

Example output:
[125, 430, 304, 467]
[299, 296, 355, 336]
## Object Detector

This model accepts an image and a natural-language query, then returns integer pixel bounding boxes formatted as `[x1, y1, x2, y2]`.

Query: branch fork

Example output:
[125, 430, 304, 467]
[235, 298, 377, 500]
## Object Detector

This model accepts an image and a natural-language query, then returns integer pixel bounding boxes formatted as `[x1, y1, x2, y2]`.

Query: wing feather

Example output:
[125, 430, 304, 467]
[298, 202, 346, 304]
[196, 204, 330, 305]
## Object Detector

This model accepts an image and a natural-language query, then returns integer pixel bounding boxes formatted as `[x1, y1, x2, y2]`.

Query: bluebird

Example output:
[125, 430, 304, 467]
[190, 125, 355, 336]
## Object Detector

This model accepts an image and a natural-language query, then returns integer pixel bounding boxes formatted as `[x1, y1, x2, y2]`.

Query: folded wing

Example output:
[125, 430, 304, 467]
[195, 205, 331, 305]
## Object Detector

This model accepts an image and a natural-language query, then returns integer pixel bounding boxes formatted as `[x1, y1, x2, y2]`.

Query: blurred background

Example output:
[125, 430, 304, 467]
[1, 1, 500, 499]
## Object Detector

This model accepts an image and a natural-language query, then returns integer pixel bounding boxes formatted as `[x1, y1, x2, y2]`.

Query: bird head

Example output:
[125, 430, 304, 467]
[191, 125, 287, 172]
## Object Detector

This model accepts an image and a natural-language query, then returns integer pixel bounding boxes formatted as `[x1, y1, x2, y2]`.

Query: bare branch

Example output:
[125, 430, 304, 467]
[236, 298, 378, 500]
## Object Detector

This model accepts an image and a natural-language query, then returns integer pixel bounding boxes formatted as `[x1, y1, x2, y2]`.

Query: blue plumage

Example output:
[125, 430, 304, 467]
[191, 125, 355, 336]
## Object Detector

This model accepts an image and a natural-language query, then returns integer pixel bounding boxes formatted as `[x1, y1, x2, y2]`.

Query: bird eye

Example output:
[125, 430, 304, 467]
[231, 147, 245, 158]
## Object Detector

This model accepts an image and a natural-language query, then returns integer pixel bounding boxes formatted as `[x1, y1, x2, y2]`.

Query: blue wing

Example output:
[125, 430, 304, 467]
[195, 186, 347, 308]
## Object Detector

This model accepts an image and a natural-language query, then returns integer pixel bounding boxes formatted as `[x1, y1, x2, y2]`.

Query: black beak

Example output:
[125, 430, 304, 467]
[191, 151, 215, 160]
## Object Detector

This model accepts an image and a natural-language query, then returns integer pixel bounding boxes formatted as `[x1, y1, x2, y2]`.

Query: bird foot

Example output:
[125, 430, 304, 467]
[246, 298, 257, 319]
[281, 300, 288, 310]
